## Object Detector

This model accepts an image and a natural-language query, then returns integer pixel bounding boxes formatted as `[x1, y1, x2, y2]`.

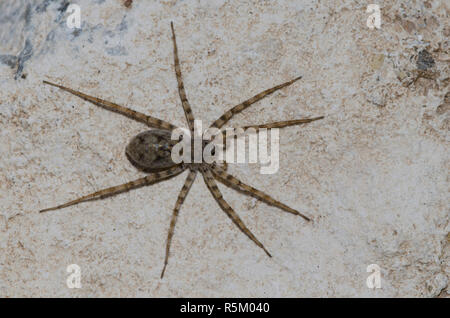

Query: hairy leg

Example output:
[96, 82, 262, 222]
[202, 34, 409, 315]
[202, 168, 271, 257]
[161, 170, 197, 278]
[211, 167, 311, 221]
[210, 76, 303, 129]
[40, 166, 185, 213]
[43, 80, 176, 130]
[170, 22, 195, 133]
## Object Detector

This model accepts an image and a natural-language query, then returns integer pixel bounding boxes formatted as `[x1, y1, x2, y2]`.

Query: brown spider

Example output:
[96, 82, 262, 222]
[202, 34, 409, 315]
[40, 22, 324, 278]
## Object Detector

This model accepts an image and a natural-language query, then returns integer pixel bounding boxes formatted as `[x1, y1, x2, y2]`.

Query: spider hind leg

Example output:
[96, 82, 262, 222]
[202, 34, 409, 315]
[43, 80, 176, 130]
[40, 166, 185, 213]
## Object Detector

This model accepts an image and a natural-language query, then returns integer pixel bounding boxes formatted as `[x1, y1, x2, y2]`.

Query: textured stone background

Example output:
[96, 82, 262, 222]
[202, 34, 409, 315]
[0, 0, 448, 297]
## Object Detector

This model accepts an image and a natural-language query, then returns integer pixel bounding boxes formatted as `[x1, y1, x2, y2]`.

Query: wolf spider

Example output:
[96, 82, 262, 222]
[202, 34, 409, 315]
[40, 22, 323, 278]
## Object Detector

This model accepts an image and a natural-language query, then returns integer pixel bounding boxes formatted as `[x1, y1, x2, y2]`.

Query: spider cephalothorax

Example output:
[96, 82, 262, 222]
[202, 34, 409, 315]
[41, 22, 323, 278]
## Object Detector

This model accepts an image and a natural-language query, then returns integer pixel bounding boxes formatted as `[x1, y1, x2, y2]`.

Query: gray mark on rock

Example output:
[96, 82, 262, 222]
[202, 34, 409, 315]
[106, 45, 128, 56]
[417, 50, 435, 70]
[14, 39, 33, 80]
[0, 55, 18, 69]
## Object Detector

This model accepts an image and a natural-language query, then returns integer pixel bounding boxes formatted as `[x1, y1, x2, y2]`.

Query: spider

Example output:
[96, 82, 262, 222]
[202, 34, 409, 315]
[40, 22, 324, 278]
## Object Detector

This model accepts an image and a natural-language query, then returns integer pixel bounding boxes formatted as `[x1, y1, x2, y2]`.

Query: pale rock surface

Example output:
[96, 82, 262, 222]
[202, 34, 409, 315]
[0, 0, 448, 297]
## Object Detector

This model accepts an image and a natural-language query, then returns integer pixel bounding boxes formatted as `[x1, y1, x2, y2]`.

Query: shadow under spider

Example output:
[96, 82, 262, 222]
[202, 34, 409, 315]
[40, 22, 324, 278]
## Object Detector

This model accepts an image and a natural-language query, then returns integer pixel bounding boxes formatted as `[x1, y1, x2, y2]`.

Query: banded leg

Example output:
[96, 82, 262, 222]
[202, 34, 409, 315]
[218, 116, 324, 162]
[40, 166, 185, 213]
[211, 167, 311, 221]
[202, 168, 272, 257]
[170, 22, 195, 133]
[161, 170, 197, 278]
[220, 116, 324, 140]
[210, 76, 303, 129]
[242, 116, 324, 131]
[43, 80, 177, 130]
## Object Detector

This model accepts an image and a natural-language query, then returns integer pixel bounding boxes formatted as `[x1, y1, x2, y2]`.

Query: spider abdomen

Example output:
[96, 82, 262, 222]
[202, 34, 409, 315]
[125, 130, 177, 172]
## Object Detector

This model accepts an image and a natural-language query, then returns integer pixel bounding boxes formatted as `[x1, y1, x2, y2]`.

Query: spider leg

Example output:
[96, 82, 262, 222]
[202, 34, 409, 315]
[170, 22, 195, 133]
[241, 116, 324, 131]
[43, 80, 177, 130]
[202, 168, 272, 257]
[218, 117, 324, 163]
[216, 161, 228, 171]
[210, 76, 303, 129]
[161, 170, 197, 279]
[211, 166, 311, 221]
[220, 116, 324, 143]
[40, 166, 185, 213]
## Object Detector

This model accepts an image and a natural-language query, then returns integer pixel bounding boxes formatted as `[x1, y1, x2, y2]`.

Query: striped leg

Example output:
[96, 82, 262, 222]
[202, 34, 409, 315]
[242, 116, 324, 131]
[40, 166, 185, 213]
[170, 22, 195, 133]
[211, 167, 311, 221]
[161, 170, 197, 278]
[202, 168, 272, 257]
[43, 81, 177, 130]
[210, 76, 303, 129]
[220, 116, 324, 142]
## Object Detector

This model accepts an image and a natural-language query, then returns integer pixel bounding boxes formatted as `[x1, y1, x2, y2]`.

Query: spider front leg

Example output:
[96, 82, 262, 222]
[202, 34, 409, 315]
[202, 168, 272, 257]
[210, 76, 303, 129]
[170, 22, 195, 133]
[40, 165, 185, 213]
[217, 116, 324, 168]
[241, 116, 324, 131]
[220, 116, 324, 140]
[211, 166, 311, 221]
[161, 170, 197, 278]
[43, 81, 177, 131]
